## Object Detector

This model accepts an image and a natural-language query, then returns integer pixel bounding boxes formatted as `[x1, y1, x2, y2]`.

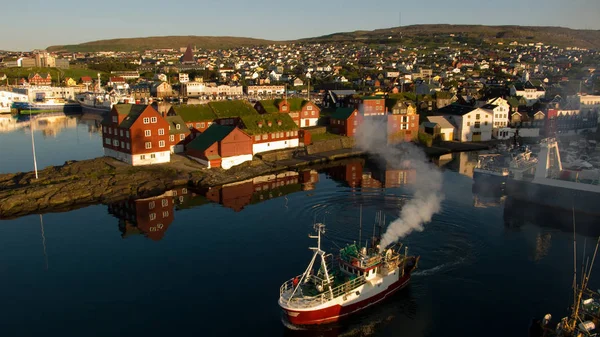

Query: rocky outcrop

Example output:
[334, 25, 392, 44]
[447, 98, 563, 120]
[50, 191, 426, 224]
[0, 148, 364, 219]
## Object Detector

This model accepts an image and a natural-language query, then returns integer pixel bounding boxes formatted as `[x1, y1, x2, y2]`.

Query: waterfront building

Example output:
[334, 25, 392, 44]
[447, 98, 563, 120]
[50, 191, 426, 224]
[434, 104, 493, 142]
[246, 85, 285, 96]
[101, 104, 171, 166]
[186, 124, 253, 169]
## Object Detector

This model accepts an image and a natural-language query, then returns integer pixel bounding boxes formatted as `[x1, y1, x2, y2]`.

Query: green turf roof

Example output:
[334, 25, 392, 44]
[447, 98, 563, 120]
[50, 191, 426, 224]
[258, 98, 311, 113]
[116, 104, 150, 128]
[329, 108, 356, 120]
[208, 100, 258, 118]
[187, 124, 234, 152]
[165, 115, 190, 135]
[239, 113, 298, 135]
[170, 104, 216, 122]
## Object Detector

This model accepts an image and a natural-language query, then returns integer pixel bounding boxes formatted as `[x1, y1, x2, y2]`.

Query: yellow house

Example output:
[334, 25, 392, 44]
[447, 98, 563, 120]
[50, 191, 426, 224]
[63, 77, 77, 87]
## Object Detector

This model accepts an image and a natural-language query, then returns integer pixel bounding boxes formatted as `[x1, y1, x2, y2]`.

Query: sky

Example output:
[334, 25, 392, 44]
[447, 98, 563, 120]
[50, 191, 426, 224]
[3, 0, 599, 51]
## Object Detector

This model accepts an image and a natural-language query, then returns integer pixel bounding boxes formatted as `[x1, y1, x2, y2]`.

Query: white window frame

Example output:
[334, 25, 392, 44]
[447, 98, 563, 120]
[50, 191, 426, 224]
[126, 131, 129, 138]
[151, 117, 157, 123]
[176, 124, 181, 130]
[143, 117, 150, 124]
[126, 143, 130, 150]
[145, 130, 151, 137]
[112, 116, 117, 123]
[105, 138, 111, 145]
[158, 128, 164, 136]
[149, 213, 156, 220]
[179, 134, 185, 141]
[162, 199, 168, 207]
[170, 135, 175, 142]
[145, 142, 152, 149]
[159, 140, 165, 147]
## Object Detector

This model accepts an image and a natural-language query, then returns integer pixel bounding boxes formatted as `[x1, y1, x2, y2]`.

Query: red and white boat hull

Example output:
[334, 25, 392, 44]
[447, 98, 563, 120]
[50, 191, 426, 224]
[281, 273, 411, 325]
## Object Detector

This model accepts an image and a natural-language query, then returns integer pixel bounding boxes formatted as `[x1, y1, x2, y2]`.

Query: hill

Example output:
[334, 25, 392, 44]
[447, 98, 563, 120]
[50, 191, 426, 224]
[46, 25, 600, 52]
[47, 36, 276, 52]
[302, 24, 600, 49]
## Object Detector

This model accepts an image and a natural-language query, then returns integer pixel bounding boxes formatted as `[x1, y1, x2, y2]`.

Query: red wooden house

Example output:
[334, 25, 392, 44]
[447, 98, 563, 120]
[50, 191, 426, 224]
[329, 108, 360, 137]
[108, 188, 188, 241]
[28, 73, 51, 86]
[186, 124, 253, 169]
[102, 104, 171, 166]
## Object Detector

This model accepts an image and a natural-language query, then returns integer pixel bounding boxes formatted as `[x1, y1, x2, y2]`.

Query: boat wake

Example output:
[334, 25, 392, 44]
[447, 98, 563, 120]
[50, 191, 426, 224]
[412, 258, 465, 277]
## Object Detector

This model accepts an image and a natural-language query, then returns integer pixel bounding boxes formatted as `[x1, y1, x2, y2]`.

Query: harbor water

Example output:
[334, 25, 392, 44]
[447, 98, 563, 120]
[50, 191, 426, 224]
[1, 114, 599, 336]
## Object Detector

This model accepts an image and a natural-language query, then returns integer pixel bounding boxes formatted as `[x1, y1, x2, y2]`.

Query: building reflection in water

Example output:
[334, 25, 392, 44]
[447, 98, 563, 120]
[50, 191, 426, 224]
[106, 170, 320, 240]
[108, 187, 189, 241]
[435, 152, 478, 178]
[324, 159, 416, 189]
[201, 169, 319, 212]
[0, 112, 104, 136]
[105, 159, 421, 241]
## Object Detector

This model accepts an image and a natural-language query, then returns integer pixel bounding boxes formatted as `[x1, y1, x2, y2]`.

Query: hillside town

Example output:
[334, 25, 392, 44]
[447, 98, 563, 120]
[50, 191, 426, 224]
[1, 39, 600, 169]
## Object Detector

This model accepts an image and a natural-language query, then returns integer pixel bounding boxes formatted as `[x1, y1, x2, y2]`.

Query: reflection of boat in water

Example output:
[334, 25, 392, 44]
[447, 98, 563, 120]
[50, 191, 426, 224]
[507, 138, 600, 215]
[278, 220, 419, 326]
[503, 197, 600, 237]
[13, 97, 80, 113]
[472, 181, 506, 208]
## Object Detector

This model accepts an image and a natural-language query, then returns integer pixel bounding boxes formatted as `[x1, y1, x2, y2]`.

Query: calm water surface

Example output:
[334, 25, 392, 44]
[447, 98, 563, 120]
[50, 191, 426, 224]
[1, 114, 599, 337]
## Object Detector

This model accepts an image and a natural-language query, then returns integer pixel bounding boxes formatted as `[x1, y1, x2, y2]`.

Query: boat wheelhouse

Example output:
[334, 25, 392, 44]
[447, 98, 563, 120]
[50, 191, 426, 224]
[278, 222, 419, 326]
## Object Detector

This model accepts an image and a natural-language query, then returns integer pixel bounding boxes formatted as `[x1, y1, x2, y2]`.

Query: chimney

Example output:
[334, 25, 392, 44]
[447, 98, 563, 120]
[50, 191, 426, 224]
[267, 120, 273, 127]
[277, 120, 282, 126]
[257, 121, 263, 128]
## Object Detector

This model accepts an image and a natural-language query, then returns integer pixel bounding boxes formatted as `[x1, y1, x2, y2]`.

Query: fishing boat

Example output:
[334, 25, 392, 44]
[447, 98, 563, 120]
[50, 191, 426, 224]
[278, 217, 419, 326]
[12, 97, 80, 113]
[530, 236, 600, 337]
[507, 138, 600, 215]
[473, 153, 510, 186]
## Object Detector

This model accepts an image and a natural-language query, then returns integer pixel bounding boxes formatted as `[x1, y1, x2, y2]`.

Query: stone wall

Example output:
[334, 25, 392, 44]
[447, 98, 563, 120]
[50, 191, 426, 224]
[307, 138, 355, 155]
[255, 148, 297, 161]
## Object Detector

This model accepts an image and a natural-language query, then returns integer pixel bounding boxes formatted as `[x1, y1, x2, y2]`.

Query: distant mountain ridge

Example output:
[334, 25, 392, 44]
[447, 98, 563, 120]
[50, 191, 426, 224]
[303, 24, 600, 49]
[46, 36, 275, 52]
[46, 25, 600, 52]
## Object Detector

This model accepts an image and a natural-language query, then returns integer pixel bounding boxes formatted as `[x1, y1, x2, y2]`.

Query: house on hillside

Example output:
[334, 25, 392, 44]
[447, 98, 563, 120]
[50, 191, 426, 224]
[63, 77, 77, 87]
[102, 104, 171, 165]
[254, 98, 320, 127]
[509, 80, 545, 106]
[28, 73, 51, 86]
[348, 96, 386, 116]
[434, 104, 492, 141]
[186, 124, 253, 169]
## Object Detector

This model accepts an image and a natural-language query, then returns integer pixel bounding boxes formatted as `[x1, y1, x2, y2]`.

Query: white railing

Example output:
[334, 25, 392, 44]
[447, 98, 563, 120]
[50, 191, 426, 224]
[280, 275, 367, 309]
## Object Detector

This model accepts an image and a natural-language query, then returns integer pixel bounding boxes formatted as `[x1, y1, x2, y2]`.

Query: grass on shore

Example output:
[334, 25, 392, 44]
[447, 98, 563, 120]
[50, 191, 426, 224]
[311, 132, 345, 142]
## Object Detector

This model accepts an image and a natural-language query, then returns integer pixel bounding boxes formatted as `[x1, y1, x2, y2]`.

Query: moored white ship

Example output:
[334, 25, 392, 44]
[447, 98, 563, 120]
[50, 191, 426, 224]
[278, 222, 419, 326]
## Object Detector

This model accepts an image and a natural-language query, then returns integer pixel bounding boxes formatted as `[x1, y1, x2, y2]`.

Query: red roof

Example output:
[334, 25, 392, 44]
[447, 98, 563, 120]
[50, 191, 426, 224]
[81, 76, 92, 82]
[110, 76, 126, 83]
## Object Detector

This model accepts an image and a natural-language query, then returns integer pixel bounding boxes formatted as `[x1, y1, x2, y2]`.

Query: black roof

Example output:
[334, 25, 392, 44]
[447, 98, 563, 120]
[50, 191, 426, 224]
[435, 104, 476, 116]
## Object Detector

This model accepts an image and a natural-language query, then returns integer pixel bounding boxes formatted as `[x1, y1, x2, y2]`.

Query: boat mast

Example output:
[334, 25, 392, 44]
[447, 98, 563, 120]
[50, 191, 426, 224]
[358, 205, 362, 249]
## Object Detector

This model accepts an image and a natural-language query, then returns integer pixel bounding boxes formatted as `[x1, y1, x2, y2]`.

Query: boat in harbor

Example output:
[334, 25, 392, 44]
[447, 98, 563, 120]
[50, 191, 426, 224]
[12, 97, 80, 113]
[473, 153, 510, 185]
[506, 138, 600, 215]
[278, 219, 419, 326]
[76, 74, 135, 114]
[530, 235, 600, 336]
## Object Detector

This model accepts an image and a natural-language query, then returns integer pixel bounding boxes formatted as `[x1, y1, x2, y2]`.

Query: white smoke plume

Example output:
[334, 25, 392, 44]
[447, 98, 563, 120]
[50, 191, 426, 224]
[354, 116, 444, 251]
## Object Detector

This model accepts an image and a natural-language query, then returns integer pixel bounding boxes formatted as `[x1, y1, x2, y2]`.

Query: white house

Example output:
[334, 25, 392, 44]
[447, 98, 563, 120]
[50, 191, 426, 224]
[181, 81, 205, 96]
[426, 116, 455, 141]
[436, 104, 493, 141]
[481, 97, 510, 138]
[178, 73, 189, 83]
[509, 80, 545, 106]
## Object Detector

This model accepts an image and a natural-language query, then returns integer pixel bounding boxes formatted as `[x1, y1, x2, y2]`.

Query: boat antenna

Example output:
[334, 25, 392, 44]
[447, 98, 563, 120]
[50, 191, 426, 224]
[358, 205, 362, 249]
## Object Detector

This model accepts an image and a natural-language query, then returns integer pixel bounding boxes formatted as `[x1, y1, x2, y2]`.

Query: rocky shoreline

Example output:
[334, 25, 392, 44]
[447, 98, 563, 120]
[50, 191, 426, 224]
[0, 139, 491, 219]
[0, 148, 364, 219]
